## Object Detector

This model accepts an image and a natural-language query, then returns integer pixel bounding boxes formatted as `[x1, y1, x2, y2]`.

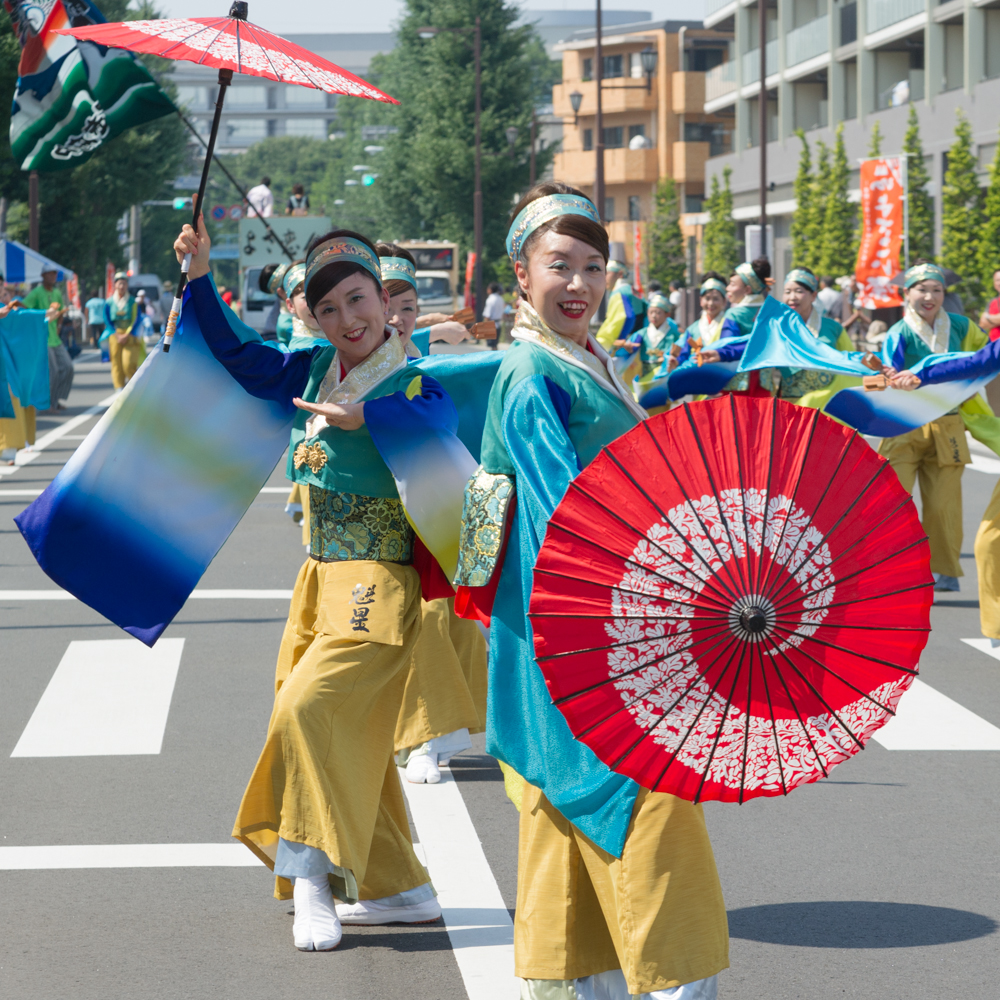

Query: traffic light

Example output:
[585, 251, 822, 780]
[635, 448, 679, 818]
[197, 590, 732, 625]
[362, 173, 377, 187]
[173, 196, 193, 210]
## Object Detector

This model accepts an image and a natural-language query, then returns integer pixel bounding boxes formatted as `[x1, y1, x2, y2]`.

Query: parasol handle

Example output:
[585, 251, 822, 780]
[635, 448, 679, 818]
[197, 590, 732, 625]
[164, 67, 233, 353]
[863, 374, 889, 391]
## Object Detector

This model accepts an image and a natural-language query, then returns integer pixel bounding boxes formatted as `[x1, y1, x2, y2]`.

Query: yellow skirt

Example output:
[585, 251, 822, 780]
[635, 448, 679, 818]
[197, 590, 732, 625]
[233, 556, 427, 900]
[515, 782, 729, 994]
[976, 478, 1000, 640]
[393, 596, 488, 751]
[0, 392, 36, 451]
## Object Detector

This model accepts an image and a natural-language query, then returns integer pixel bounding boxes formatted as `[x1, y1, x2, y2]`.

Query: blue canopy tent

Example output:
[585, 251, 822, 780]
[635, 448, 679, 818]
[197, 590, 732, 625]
[0, 239, 73, 284]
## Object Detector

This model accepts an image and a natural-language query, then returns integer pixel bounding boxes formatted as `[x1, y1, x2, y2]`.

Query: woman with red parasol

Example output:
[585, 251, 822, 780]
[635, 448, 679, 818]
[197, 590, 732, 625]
[454, 182, 729, 998]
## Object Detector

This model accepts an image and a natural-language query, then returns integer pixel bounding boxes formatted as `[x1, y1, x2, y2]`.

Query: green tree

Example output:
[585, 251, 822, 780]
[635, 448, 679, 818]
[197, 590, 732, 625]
[903, 105, 934, 264]
[702, 167, 739, 275]
[802, 140, 830, 272]
[818, 123, 856, 276]
[790, 130, 812, 268]
[978, 128, 1000, 303]
[648, 176, 686, 285]
[867, 119, 883, 157]
[941, 110, 984, 310]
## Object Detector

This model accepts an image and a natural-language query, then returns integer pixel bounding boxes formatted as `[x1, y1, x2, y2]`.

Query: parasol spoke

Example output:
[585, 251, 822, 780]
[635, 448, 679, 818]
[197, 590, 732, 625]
[771, 580, 931, 616]
[750, 396, 780, 596]
[754, 647, 790, 796]
[735, 627, 759, 802]
[692, 647, 749, 803]
[765, 645, 832, 779]
[765, 621, 919, 675]
[728, 392, 770, 601]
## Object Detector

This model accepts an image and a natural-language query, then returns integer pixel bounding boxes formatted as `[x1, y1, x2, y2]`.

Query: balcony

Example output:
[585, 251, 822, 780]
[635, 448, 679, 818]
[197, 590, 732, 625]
[552, 79, 657, 120]
[867, 0, 925, 34]
[673, 141, 710, 184]
[672, 72, 706, 114]
[554, 146, 659, 188]
[705, 59, 737, 101]
[704, 0, 737, 25]
[741, 39, 779, 85]
[786, 15, 829, 67]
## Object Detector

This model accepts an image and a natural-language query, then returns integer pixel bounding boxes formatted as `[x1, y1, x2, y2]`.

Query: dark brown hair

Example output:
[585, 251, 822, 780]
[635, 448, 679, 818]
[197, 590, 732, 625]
[376, 241, 417, 299]
[258, 262, 280, 294]
[304, 229, 381, 312]
[700, 270, 727, 285]
[508, 181, 609, 264]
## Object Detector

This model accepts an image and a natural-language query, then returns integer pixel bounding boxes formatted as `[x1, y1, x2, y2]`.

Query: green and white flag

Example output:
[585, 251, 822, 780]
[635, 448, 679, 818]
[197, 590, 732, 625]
[6, 0, 175, 172]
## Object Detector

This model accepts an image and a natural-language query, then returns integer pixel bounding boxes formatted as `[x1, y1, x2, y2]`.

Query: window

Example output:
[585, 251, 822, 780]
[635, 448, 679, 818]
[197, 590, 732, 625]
[604, 197, 615, 221]
[630, 53, 644, 78]
[175, 85, 208, 109]
[628, 195, 641, 221]
[267, 119, 278, 137]
[285, 86, 328, 108]
[225, 85, 267, 106]
[267, 87, 278, 110]
[628, 124, 646, 141]
[583, 129, 593, 151]
[602, 126, 624, 148]
[988, 10, 1000, 80]
[944, 23, 963, 92]
[222, 118, 268, 144]
[843, 60, 857, 119]
[603, 54, 623, 79]
[685, 194, 706, 213]
[684, 122, 716, 142]
[685, 48, 725, 72]
[582, 57, 593, 81]
[840, 3, 858, 44]
[285, 118, 330, 139]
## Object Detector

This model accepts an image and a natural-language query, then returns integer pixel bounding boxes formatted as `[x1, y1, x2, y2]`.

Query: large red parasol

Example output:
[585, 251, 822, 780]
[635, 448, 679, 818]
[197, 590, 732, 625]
[529, 395, 932, 803]
[58, 2, 398, 351]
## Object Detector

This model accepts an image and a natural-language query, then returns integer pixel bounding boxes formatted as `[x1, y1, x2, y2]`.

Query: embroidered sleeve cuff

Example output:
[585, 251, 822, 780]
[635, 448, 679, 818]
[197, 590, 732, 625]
[454, 467, 515, 587]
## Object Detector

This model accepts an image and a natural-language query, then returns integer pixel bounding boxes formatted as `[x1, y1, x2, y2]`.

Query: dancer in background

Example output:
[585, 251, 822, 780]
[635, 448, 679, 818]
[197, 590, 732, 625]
[596, 259, 647, 353]
[101, 272, 146, 390]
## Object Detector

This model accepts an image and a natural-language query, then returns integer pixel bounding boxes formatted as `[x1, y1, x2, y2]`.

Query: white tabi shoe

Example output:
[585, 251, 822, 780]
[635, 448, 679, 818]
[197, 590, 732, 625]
[405, 750, 441, 784]
[336, 895, 442, 925]
[292, 874, 343, 951]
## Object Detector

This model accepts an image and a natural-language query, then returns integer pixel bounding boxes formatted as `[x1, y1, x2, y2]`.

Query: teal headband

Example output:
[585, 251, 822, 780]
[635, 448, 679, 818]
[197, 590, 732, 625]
[607, 260, 628, 275]
[282, 262, 306, 298]
[305, 237, 382, 294]
[267, 262, 291, 295]
[735, 262, 765, 295]
[904, 263, 946, 288]
[380, 255, 417, 292]
[506, 192, 603, 260]
[648, 293, 671, 311]
[785, 268, 818, 292]
[700, 278, 727, 295]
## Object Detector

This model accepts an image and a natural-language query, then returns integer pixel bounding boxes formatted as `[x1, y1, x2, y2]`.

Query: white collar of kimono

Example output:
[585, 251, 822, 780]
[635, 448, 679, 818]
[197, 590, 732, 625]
[740, 293, 766, 307]
[306, 327, 406, 439]
[903, 301, 950, 354]
[698, 311, 724, 344]
[646, 322, 671, 349]
[805, 307, 822, 337]
[511, 302, 647, 421]
[292, 314, 322, 339]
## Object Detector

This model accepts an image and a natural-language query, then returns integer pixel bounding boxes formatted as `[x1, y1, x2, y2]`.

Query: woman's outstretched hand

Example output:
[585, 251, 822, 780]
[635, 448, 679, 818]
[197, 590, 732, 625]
[173, 215, 212, 282]
[292, 398, 365, 430]
[890, 371, 921, 391]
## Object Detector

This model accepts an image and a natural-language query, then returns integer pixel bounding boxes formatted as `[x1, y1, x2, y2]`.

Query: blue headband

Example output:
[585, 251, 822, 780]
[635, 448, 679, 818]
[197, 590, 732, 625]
[267, 262, 291, 295]
[700, 278, 727, 295]
[648, 293, 671, 311]
[506, 193, 603, 260]
[380, 255, 417, 291]
[282, 262, 306, 298]
[785, 268, 818, 292]
[305, 237, 382, 293]
[904, 263, 946, 288]
[735, 262, 765, 295]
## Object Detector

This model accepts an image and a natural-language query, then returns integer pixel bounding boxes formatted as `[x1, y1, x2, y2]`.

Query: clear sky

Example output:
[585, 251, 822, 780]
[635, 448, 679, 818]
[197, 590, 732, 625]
[148, 0, 706, 36]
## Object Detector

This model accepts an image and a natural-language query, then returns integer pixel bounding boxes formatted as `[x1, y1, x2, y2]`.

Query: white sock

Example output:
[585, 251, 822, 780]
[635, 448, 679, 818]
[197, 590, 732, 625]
[292, 874, 342, 951]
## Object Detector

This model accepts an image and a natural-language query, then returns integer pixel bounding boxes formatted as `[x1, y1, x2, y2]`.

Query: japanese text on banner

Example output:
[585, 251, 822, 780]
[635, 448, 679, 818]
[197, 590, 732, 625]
[855, 157, 905, 309]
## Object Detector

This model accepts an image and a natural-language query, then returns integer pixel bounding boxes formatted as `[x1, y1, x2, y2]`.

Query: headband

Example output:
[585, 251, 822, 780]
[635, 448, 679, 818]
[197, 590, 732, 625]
[506, 192, 603, 260]
[734, 262, 765, 295]
[607, 260, 628, 275]
[282, 262, 306, 298]
[700, 278, 727, 295]
[305, 237, 382, 294]
[379, 256, 417, 291]
[785, 268, 818, 292]
[904, 263, 947, 288]
[113, 271, 128, 282]
[648, 293, 671, 311]
[267, 262, 290, 295]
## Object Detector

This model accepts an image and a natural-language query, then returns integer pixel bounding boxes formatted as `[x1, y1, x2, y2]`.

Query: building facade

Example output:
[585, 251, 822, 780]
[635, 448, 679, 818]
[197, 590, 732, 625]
[552, 19, 733, 270]
[700, 0, 1000, 286]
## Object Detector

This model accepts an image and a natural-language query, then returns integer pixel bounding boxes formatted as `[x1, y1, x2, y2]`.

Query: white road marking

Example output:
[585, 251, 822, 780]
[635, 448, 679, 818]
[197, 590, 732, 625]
[11, 639, 185, 757]
[962, 637, 1000, 663]
[0, 843, 261, 869]
[872, 678, 1000, 750]
[969, 453, 1000, 475]
[0, 486, 287, 498]
[0, 589, 294, 601]
[401, 767, 515, 1000]
[12, 393, 117, 467]
[258, 487, 290, 493]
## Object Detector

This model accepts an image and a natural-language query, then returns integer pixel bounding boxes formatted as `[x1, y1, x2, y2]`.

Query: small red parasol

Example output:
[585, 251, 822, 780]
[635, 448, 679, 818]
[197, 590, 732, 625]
[529, 395, 932, 804]
[58, 2, 398, 351]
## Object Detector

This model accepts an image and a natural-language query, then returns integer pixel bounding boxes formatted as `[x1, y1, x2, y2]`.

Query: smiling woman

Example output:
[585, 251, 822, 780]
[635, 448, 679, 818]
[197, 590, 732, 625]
[453, 183, 729, 998]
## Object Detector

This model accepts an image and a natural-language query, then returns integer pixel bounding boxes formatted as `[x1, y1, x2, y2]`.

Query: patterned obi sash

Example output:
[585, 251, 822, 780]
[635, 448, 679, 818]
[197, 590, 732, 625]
[309, 486, 414, 563]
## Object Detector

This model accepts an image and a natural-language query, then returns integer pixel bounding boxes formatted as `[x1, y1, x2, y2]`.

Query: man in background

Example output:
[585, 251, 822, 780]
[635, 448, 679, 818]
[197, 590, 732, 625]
[85, 288, 105, 345]
[23, 267, 72, 411]
[246, 176, 273, 218]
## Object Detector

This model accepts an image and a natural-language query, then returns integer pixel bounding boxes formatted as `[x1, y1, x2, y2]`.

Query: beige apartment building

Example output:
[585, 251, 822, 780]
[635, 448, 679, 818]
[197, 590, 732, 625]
[552, 19, 733, 270]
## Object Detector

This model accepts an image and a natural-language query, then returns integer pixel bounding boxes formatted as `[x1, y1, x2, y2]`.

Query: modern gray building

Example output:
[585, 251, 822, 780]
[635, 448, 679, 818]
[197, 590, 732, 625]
[697, 0, 1000, 285]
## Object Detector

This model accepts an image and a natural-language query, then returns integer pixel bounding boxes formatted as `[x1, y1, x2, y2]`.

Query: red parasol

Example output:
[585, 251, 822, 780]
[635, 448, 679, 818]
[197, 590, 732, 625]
[58, 2, 398, 351]
[529, 395, 932, 804]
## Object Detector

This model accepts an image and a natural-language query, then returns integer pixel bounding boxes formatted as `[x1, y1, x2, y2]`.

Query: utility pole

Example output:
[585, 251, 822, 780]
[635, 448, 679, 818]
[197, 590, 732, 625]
[529, 110, 537, 188]
[473, 15, 483, 322]
[29, 170, 39, 251]
[758, 0, 767, 259]
[595, 0, 604, 224]
[128, 204, 141, 275]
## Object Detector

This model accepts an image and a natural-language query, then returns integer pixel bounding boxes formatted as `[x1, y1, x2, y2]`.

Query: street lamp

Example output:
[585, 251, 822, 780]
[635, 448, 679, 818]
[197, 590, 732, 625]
[639, 46, 658, 93]
[569, 90, 583, 125]
[417, 19, 484, 320]
[506, 125, 518, 158]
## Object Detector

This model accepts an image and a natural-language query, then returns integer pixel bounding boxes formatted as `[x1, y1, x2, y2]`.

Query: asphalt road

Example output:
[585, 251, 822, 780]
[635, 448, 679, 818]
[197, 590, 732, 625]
[0, 350, 998, 999]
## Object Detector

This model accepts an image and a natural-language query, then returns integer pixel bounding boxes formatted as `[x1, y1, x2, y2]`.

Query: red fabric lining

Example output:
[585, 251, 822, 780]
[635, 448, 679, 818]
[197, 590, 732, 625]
[413, 536, 455, 601]
[454, 494, 518, 626]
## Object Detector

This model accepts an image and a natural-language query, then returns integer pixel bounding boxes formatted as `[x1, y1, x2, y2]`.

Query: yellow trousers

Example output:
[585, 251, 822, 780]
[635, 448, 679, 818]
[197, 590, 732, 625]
[233, 556, 428, 901]
[108, 334, 145, 390]
[879, 413, 969, 577]
[975, 478, 1000, 639]
[394, 597, 488, 751]
[0, 392, 35, 452]
[515, 782, 729, 994]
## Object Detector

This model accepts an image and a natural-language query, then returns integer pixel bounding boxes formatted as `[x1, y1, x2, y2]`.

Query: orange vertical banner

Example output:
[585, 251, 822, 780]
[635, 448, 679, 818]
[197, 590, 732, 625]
[105, 261, 116, 298]
[464, 252, 476, 310]
[632, 222, 643, 298]
[855, 157, 905, 309]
